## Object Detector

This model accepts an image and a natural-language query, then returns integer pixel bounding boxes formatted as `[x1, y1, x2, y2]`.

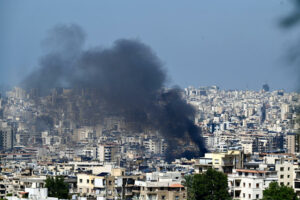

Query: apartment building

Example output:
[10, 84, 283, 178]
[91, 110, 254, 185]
[0, 125, 13, 151]
[276, 160, 299, 187]
[98, 144, 119, 163]
[228, 169, 277, 200]
[203, 150, 244, 173]
[133, 181, 186, 200]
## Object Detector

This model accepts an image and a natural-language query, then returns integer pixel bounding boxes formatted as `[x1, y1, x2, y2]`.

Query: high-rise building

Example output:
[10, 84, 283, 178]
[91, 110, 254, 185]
[97, 144, 118, 163]
[260, 103, 266, 124]
[287, 133, 300, 154]
[0, 126, 14, 151]
[281, 103, 291, 120]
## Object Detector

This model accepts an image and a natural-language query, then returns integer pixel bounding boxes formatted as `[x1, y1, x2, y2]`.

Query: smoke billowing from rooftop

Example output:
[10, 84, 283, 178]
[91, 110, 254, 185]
[22, 24, 206, 161]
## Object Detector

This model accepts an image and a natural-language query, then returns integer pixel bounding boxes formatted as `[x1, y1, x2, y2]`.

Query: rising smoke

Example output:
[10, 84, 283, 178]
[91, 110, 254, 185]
[280, 0, 300, 90]
[22, 24, 206, 161]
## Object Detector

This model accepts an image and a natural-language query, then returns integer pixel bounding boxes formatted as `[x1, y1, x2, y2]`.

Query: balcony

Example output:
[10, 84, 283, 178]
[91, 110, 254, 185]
[132, 189, 140, 193]
[294, 181, 300, 191]
[233, 190, 241, 199]
[125, 191, 133, 196]
[146, 189, 158, 195]
[234, 180, 241, 189]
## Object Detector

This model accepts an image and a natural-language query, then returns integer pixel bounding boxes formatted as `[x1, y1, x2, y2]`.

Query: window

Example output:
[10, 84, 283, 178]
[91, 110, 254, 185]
[243, 193, 245, 198]
[288, 167, 290, 171]
[162, 195, 166, 200]
[243, 183, 245, 187]
[256, 183, 259, 188]
[80, 179, 82, 183]
[280, 175, 284, 179]
[249, 194, 251, 199]
[256, 194, 259, 199]
[288, 182, 290, 186]
[91, 180, 94, 184]
[175, 196, 179, 200]
[249, 183, 251, 188]
[87, 179, 89, 184]
[280, 182, 284, 186]
[280, 167, 284, 171]
[288, 175, 290, 178]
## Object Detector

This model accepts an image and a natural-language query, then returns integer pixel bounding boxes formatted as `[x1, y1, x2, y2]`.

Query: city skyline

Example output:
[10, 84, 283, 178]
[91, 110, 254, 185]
[0, 1, 299, 200]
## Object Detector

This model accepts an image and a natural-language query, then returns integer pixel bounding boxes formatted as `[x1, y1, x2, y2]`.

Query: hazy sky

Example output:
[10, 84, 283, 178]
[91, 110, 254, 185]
[0, 0, 299, 91]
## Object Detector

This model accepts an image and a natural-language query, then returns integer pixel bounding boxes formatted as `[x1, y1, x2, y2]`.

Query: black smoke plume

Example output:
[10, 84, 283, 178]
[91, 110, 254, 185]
[280, 0, 300, 134]
[22, 24, 206, 161]
[280, 0, 300, 91]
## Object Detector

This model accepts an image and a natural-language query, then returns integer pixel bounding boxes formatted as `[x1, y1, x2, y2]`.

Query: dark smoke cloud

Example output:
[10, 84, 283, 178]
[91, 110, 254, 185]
[23, 24, 85, 95]
[280, 0, 300, 132]
[22, 24, 206, 161]
[280, 0, 300, 90]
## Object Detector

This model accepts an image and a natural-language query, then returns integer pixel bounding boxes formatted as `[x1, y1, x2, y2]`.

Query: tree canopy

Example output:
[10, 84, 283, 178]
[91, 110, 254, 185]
[45, 176, 69, 199]
[263, 182, 298, 200]
[184, 168, 231, 200]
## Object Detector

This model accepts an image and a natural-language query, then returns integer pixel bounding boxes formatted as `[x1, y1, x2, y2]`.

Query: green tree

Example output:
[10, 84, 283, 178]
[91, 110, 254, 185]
[184, 168, 231, 200]
[45, 176, 69, 199]
[263, 182, 298, 200]
[184, 175, 195, 200]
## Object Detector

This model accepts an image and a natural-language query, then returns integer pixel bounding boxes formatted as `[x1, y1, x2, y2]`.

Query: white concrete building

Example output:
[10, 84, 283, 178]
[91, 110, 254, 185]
[228, 169, 277, 200]
[276, 160, 298, 187]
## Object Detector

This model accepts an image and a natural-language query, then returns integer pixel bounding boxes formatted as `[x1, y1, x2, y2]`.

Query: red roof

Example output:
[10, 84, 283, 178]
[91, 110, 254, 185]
[169, 183, 184, 188]
[236, 169, 266, 174]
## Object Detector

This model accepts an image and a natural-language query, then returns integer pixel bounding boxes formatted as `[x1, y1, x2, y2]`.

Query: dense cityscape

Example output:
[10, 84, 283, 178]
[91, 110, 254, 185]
[2, 1, 300, 199]
[0, 85, 298, 200]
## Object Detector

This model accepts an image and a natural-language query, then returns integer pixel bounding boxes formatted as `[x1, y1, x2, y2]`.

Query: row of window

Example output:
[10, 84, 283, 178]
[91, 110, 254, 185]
[161, 195, 180, 200]
[280, 167, 291, 171]
[238, 172, 264, 177]
[232, 182, 260, 188]
[79, 179, 94, 184]
[79, 179, 113, 185]
[280, 174, 291, 179]
[242, 193, 260, 199]
[279, 182, 291, 186]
